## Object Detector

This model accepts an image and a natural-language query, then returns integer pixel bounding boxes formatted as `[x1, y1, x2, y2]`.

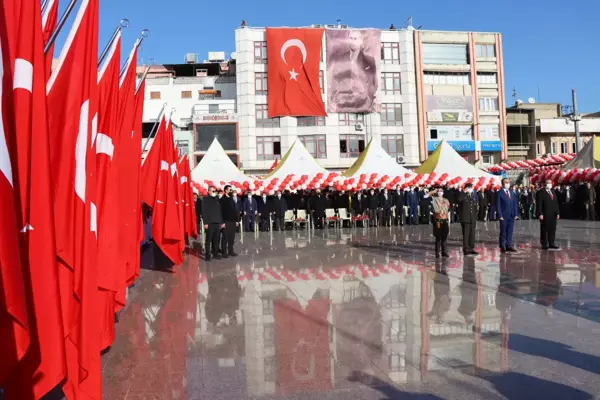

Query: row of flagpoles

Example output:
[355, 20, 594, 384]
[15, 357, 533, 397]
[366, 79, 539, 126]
[0, 0, 198, 398]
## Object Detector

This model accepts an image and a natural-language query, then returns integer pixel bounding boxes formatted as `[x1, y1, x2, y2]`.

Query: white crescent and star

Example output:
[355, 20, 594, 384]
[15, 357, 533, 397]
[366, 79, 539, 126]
[280, 39, 307, 81]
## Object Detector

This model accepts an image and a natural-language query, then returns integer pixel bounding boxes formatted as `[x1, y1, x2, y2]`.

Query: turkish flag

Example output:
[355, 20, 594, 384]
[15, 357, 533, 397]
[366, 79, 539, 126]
[178, 155, 198, 239]
[0, 12, 31, 388]
[41, 0, 57, 79]
[0, 0, 68, 397]
[151, 120, 184, 265]
[140, 116, 165, 207]
[266, 28, 326, 117]
[46, 0, 101, 397]
[95, 32, 121, 350]
[132, 80, 146, 248]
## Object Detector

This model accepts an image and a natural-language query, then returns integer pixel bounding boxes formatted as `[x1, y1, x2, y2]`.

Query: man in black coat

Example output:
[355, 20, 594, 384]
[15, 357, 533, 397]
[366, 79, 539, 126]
[310, 190, 327, 229]
[219, 185, 239, 257]
[366, 189, 379, 227]
[194, 193, 202, 236]
[272, 191, 287, 231]
[257, 193, 271, 231]
[458, 183, 479, 256]
[202, 186, 224, 261]
[536, 179, 560, 250]
[379, 188, 393, 227]
[392, 185, 405, 226]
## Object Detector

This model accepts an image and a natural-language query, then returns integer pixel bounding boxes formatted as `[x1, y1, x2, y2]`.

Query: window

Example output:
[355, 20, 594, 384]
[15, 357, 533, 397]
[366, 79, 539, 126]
[256, 136, 281, 161]
[338, 113, 364, 126]
[430, 129, 438, 140]
[551, 142, 557, 154]
[262, 298, 273, 315]
[208, 104, 219, 114]
[195, 123, 237, 151]
[255, 104, 280, 127]
[477, 72, 497, 84]
[150, 91, 161, 99]
[381, 42, 400, 64]
[482, 154, 494, 165]
[254, 72, 267, 95]
[319, 70, 324, 94]
[571, 142, 576, 153]
[536, 142, 542, 156]
[423, 72, 469, 85]
[176, 140, 189, 156]
[297, 116, 325, 127]
[381, 103, 403, 126]
[476, 44, 495, 58]
[422, 43, 468, 64]
[560, 142, 568, 154]
[181, 90, 192, 99]
[382, 72, 401, 94]
[299, 135, 327, 159]
[478, 97, 499, 112]
[381, 135, 404, 157]
[388, 354, 406, 373]
[340, 134, 365, 158]
[254, 41, 267, 63]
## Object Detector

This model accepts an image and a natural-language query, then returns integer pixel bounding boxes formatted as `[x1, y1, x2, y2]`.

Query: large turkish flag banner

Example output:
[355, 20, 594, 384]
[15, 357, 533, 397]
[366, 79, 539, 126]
[266, 28, 326, 117]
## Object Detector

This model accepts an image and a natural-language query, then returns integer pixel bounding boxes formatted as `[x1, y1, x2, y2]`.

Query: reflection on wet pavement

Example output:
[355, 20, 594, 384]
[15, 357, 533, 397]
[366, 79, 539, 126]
[102, 220, 600, 399]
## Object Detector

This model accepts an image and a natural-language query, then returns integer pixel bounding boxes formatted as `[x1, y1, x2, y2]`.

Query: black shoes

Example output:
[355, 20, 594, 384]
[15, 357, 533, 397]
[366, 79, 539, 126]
[500, 247, 506, 253]
[506, 247, 518, 253]
[541, 245, 549, 250]
[549, 245, 560, 250]
[230, 252, 238, 257]
[470, 251, 479, 255]
[442, 252, 450, 258]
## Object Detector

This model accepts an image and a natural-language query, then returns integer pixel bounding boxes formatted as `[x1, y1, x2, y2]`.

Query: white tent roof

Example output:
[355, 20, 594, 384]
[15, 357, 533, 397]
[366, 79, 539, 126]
[416, 140, 498, 180]
[190, 138, 250, 183]
[265, 139, 328, 180]
[343, 138, 412, 179]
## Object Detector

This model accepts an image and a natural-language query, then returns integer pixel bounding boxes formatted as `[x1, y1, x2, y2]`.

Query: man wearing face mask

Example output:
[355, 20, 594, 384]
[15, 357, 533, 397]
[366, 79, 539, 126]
[406, 186, 419, 225]
[272, 191, 287, 231]
[219, 185, 239, 257]
[380, 188, 393, 226]
[458, 183, 479, 256]
[536, 179, 560, 250]
[367, 189, 379, 227]
[242, 192, 258, 232]
[393, 185, 405, 226]
[496, 178, 519, 253]
[311, 190, 327, 229]
[202, 186, 224, 261]
[257, 193, 271, 231]
[431, 186, 450, 258]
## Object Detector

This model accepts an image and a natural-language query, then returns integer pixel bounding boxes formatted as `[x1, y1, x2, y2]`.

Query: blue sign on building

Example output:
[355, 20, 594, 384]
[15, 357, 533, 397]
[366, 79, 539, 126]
[427, 140, 502, 153]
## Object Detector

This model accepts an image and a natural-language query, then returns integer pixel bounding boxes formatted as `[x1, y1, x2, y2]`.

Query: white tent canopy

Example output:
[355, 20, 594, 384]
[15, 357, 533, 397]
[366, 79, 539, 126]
[265, 139, 328, 180]
[416, 140, 499, 181]
[343, 138, 412, 179]
[190, 138, 250, 183]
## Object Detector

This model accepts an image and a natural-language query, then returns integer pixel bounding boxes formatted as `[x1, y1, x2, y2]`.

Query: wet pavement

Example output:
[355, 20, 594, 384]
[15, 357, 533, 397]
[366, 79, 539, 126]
[102, 220, 600, 399]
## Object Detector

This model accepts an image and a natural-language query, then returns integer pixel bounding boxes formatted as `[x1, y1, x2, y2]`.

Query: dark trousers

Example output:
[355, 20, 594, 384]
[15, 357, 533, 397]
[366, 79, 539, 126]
[368, 209, 377, 226]
[380, 208, 392, 226]
[259, 215, 269, 231]
[488, 205, 496, 221]
[585, 204, 596, 221]
[205, 223, 221, 257]
[499, 218, 515, 249]
[274, 215, 285, 230]
[408, 206, 418, 225]
[244, 214, 255, 231]
[221, 221, 236, 255]
[540, 216, 557, 247]
[433, 219, 449, 255]
[461, 222, 476, 253]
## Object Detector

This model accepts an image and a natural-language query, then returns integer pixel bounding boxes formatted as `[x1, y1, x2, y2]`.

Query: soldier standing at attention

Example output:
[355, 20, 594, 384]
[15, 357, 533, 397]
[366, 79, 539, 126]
[431, 186, 450, 258]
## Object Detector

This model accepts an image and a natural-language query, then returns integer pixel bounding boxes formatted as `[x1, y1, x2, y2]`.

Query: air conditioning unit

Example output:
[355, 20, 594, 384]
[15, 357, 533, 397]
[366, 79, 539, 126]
[463, 112, 473, 122]
[311, 24, 323, 28]
[354, 123, 364, 131]
[396, 155, 406, 164]
[340, 24, 349, 28]
[325, 24, 337, 29]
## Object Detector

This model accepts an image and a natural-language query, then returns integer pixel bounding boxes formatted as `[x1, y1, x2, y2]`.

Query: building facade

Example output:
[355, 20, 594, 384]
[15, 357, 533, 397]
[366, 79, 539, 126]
[140, 25, 507, 173]
[414, 30, 508, 167]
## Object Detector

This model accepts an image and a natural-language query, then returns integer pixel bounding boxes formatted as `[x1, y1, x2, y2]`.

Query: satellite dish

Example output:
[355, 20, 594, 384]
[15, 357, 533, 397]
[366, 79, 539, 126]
[230, 52, 237, 60]
[516, 99, 524, 105]
[528, 97, 536, 104]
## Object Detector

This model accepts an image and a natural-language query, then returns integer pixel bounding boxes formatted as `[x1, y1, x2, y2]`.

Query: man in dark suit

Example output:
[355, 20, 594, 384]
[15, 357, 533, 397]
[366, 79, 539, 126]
[202, 186, 224, 261]
[257, 193, 271, 231]
[406, 187, 419, 225]
[496, 178, 519, 253]
[328, 30, 378, 112]
[310, 190, 327, 229]
[272, 191, 287, 231]
[458, 183, 479, 256]
[392, 185, 405, 226]
[536, 179, 560, 250]
[242, 192, 258, 232]
[379, 188, 393, 226]
[219, 185, 239, 258]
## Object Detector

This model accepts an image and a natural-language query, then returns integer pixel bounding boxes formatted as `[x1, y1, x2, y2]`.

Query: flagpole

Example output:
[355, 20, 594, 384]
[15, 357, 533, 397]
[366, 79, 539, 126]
[135, 64, 151, 94]
[44, 0, 78, 54]
[120, 29, 149, 78]
[98, 19, 130, 67]
[41, 0, 51, 13]
[141, 103, 168, 153]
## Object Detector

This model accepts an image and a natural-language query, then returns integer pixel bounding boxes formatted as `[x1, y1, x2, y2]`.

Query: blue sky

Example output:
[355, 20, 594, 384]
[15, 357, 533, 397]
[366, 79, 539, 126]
[55, 0, 599, 111]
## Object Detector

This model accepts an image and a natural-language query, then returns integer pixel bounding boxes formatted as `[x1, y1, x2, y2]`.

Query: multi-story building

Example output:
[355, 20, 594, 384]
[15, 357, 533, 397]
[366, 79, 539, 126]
[140, 25, 508, 173]
[235, 25, 419, 173]
[414, 30, 507, 167]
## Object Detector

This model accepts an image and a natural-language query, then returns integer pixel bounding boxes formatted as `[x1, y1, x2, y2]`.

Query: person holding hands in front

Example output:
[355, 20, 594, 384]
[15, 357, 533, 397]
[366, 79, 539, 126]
[536, 179, 560, 250]
[496, 178, 519, 253]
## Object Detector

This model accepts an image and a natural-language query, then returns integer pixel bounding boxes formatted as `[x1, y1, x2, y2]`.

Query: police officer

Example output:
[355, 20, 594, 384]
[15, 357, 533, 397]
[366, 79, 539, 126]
[458, 183, 479, 256]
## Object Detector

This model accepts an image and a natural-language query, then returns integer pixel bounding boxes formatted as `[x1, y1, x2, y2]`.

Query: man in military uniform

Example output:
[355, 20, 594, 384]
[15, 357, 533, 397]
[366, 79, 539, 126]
[458, 183, 479, 256]
[431, 186, 450, 258]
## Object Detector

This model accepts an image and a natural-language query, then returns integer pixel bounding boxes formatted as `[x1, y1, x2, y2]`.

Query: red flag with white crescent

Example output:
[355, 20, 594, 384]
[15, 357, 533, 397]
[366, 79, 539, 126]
[0, 14, 31, 388]
[178, 155, 198, 239]
[140, 116, 165, 207]
[46, 0, 101, 397]
[95, 31, 121, 350]
[266, 28, 326, 117]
